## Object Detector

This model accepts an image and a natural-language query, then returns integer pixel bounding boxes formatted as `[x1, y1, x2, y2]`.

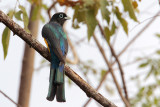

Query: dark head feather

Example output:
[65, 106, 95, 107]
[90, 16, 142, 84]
[50, 12, 70, 26]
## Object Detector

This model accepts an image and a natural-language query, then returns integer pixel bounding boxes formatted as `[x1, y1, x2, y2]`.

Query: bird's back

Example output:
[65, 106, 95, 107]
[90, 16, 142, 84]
[42, 22, 68, 67]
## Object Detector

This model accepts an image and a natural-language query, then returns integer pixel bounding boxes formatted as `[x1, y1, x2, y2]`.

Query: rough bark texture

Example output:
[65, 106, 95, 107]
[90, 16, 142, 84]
[0, 10, 117, 107]
[17, 4, 41, 107]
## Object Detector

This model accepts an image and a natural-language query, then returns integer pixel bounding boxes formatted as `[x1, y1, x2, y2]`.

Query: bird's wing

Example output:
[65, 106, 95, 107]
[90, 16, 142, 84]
[42, 23, 66, 63]
[64, 38, 68, 57]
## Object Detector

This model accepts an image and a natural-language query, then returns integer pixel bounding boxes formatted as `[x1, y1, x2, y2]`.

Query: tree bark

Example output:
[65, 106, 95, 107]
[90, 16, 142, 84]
[17, 4, 41, 107]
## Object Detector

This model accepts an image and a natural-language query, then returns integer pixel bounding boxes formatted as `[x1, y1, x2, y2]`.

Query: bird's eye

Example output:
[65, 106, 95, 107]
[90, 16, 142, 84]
[59, 14, 63, 18]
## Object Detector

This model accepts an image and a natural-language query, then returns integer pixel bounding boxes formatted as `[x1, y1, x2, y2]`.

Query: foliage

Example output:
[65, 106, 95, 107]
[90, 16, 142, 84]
[1, 1, 47, 59]
[71, 0, 138, 40]
[130, 44, 160, 106]
[4, 0, 160, 107]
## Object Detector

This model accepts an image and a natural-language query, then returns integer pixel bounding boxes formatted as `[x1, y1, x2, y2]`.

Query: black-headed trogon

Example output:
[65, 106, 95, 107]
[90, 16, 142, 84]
[42, 12, 70, 102]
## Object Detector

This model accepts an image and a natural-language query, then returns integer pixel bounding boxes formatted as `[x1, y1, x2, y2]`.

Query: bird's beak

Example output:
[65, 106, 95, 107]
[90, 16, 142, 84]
[64, 16, 71, 20]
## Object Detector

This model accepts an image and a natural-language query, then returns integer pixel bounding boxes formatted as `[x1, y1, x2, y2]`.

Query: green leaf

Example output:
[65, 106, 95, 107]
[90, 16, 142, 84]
[139, 62, 149, 68]
[19, 5, 29, 32]
[145, 66, 153, 79]
[67, 78, 72, 87]
[2, 27, 11, 59]
[40, 15, 45, 23]
[100, 70, 106, 80]
[122, 0, 137, 21]
[154, 97, 158, 105]
[156, 33, 160, 38]
[110, 21, 117, 35]
[7, 10, 14, 18]
[115, 7, 128, 35]
[85, 8, 97, 40]
[14, 10, 23, 21]
[72, 6, 85, 29]
[156, 50, 160, 55]
[104, 26, 111, 43]
[42, 4, 48, 10]
[100, 0, 110, 24]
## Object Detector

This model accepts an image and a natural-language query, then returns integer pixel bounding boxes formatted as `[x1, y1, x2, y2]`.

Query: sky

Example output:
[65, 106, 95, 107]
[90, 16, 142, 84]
[0, 0, 160, 107]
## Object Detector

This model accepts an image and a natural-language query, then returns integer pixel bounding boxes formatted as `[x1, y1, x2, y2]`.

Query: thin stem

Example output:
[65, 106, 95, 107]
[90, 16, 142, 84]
[109, 45, 129, 102]
[47, 1, 57, 19]
[93, 34, 130, 107]
[0, 90, 21, 107]
[118, 10, 160, 57]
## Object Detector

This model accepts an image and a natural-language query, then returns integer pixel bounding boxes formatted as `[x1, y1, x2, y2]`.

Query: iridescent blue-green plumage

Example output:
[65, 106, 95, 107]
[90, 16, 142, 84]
[42, 12, 69, 102]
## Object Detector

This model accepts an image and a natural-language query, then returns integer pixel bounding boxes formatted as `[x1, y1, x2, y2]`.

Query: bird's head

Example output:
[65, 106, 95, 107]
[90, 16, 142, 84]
[50, 12, 71, 26]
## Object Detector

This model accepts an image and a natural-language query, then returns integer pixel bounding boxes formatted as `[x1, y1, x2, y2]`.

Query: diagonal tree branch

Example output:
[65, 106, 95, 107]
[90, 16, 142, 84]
[93, 34, 130, 107]
[109, 45, 129, 102]
[97, 21, 130, 106]
[118, 10, 160, 57]
[84, 10, 160, 107]
[0, 10, 117, 107]
[0, 90, 21, 107]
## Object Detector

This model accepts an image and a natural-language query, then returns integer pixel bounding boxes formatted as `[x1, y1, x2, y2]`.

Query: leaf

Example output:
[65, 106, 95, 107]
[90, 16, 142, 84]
[85, 8, 97, 40]
[156, 33, 160, 38]
[14, 10, 23, 21]
[104, 26, 111, 43]
[40, 15, 45, 23]
[100, 0, 110, 24]
[145, 66, 153, 79]
[42, 4, 48, 10]
[122, 0, 137, 21]
[2, 27, 11, 59]
[115, 7, 128, 35]
[132, 1, 138, 9]
[19, 5, 29, 32]
[154, 97, 158, 105]
[139, 62, 149, 68]
[67, 78, 72, 87]
[100, 70, 106, 80]
[105, 84, 114, 95]
[72, 6, 85, 29]
[7, 10, 14, 18]
[156, 50, 160, 55]
[110, 21, 117, 35]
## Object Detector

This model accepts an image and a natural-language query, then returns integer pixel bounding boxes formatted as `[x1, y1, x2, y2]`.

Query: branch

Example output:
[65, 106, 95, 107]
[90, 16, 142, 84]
[98, 20, 129, 103]
[0, 10, 117, 107]
[118, 10, 160, 57]
[47, 1, 57, 19]
[109, 45, 129, 102]
[93, 34, 130, 107]
[0, 90, 21, 107]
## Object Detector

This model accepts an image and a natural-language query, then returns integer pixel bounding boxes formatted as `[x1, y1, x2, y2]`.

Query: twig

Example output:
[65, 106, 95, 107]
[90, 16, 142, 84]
[118, 10, 160, 57]
[93, 34, 130, 107]
[97, 21, 130, 106]
[109, 45, 129, 102]
[47, 1, 57, 19]
[84, 9, 160, 107]
[0, 10, 117, 107]
[0, 90, 21, 107]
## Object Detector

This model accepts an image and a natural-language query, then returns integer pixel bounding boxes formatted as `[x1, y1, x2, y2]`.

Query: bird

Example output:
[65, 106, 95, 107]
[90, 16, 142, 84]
[41, 12, 70, 102]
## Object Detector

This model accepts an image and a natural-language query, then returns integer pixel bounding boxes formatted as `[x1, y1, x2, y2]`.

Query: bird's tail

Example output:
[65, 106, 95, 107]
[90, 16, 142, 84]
[55, 64, 66, 102]
[46, 63, 66, 102]
[46, 66, 56, 101]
